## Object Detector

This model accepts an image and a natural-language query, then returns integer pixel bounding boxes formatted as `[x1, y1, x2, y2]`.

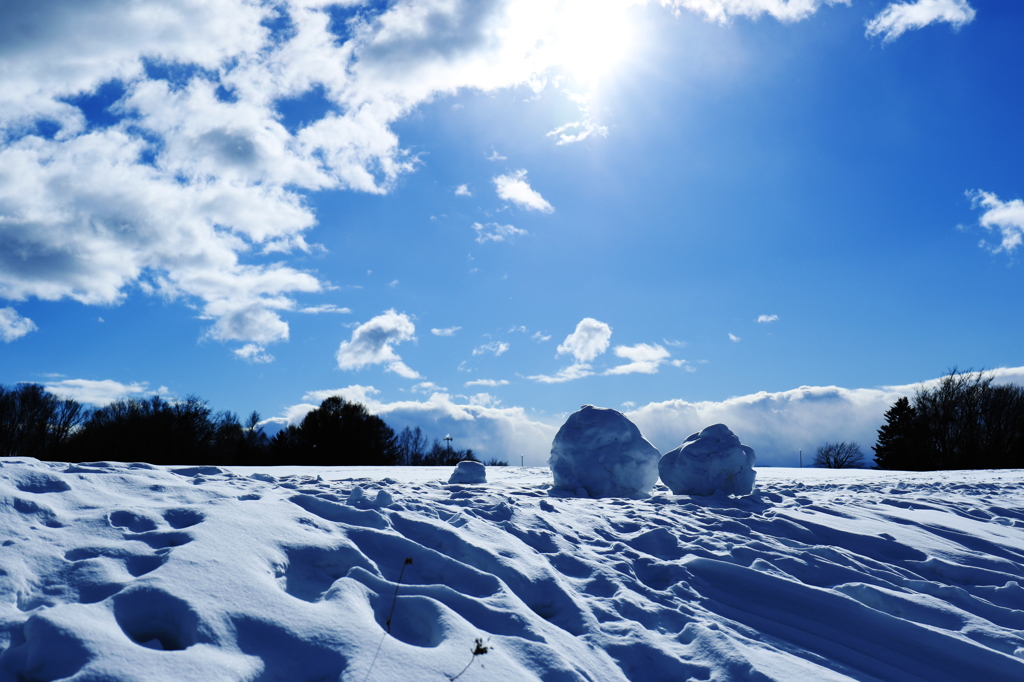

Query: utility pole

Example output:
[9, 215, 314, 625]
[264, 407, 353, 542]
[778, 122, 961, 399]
[444, 434, 453, 455]
[799, 449, 802, 468]
[521, 454, 524, 467]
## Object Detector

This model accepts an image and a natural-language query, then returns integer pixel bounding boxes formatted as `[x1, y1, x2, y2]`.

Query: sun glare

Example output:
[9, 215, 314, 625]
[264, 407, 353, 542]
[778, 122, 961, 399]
[541, 0, 639, 88]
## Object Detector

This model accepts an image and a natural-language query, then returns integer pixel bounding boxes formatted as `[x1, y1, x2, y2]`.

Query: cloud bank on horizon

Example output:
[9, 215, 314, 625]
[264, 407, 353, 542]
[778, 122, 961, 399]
[0, 0, 997, 351]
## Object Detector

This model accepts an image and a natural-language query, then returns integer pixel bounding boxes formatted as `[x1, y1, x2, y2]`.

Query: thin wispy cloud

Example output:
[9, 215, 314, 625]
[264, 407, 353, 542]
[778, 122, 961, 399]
[455, 184, 471, 196]
[473, 341, 510, 357]
[866, 0, 977, 41]
[299, 305, 351, 315]
[336, 310, 420, 379]
[42, 379, 159, 407]
[465, 379, 510, 387]
[472, 222, 528, 244]
[0, 307, 37, 342]
[729, 333, 741, 342]
[431, 326, 461, 337]
[494, 170, 554, 213]
[757, 314, 779, 323]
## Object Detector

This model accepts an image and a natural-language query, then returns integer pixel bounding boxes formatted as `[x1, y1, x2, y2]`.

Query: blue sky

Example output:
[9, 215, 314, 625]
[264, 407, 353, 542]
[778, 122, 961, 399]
[2, 0, 1022, 465]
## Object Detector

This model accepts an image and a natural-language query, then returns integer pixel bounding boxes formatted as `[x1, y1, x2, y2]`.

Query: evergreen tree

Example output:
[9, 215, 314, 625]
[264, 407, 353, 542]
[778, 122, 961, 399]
[873, 396, 922, 470]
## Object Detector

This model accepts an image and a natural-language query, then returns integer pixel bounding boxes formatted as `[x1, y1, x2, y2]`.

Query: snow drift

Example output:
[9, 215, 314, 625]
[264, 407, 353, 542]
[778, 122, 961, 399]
[1, 459, 1023, 681]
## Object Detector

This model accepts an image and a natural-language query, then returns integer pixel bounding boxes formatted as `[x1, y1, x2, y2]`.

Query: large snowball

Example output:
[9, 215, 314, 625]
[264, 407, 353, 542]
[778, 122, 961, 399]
[549, 405, 661, 498]
[659, 424, 756, 496]
[448, 460, 487, 484]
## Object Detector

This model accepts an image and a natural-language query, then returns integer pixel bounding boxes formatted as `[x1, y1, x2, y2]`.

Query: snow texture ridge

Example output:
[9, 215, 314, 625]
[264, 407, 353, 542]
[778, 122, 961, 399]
[548, 405, 661, 498]
[448, 460, 487, 484]
[1, 459, 1024, 681]
[659, 423, 757, 496]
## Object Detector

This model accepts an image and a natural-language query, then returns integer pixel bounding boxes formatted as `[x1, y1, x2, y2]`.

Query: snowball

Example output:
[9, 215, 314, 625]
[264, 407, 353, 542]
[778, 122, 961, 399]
[659, 424, 756, 496]
[448, 460, 487, 484]
[549, 405, 661, 498]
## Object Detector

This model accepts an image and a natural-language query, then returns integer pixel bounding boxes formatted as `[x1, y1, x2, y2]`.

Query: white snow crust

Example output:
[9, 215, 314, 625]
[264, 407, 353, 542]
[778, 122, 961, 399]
[2, 459, 1024, 681]
[448, 461, 486, 484]
[548, 405, 661, 498]
[659, 423, 757, 496]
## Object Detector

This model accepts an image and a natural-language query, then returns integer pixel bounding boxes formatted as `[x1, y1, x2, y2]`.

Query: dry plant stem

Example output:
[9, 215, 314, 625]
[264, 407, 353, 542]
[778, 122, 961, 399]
[361, 557, 414, 682]
[386, 557, 413, 634]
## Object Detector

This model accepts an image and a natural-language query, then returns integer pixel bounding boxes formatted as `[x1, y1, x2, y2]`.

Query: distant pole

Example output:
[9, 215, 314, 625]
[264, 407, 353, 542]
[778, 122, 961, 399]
[799, 449, 802, 468]
[521, 454, 524, 467]
[444, 434, 453, 455]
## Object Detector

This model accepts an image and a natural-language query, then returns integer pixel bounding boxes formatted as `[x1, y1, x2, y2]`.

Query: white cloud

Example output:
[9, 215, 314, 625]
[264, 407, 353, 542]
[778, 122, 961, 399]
[234, 343, 275, 364]
[970, 190, 1024, 254]
[866, 0, 976, 41]
[527, 362, 596, 384]
[279, 367, 1024, 467]
[0, 307, 37, 342]
[465, 379, 510, 387]
[557, 318, 612, 363]
[532, 332, 552, 342]
[336, 309, 420, 379]
[757, 314, 779, 323]
[431, 326, 461, 336]
[472, 222, 528, 244]
[455, 184, 471, 196]
[486, 149, 507, 161]
[663, 0, 845, 24]
[299, 304, 351, 314]
[729, 333, 741, 342]
[411, 381, 445, 394]
[493, 170, 554, 213]
[42, 379, 156, 406]
[282, 384, 558, 466]
[473, 341, 510, 357]
[605, 343, 670, 375]
[0, 0, 920, 351]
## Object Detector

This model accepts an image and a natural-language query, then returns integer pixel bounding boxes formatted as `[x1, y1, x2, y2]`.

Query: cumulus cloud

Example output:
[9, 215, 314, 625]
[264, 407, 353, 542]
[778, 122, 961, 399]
[493, 170, 555, 213]
[42, 379, 158, 406]
[557, 318, 613, 363]
[757, 314, 779, 323]
[1, 0, 953, 350]
[605, 343, 670, 375]
[336, 310, 419, 379]
[234, 343, 275, 364]
[431, 326, 461, 336]
[455, 184, 471, 196]
[866, 0, 976, 41]
[729, 333, 741, 342]
[529, 317, 614, 383]
[0, 307, 37, 342]
[472, 222, 528, 244]
[473, 341, 510, 357]
[970, 190, 1024, 254]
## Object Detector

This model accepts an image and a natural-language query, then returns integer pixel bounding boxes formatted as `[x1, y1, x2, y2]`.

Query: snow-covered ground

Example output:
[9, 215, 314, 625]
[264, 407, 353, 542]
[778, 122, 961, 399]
[2, 459, 1023, 681]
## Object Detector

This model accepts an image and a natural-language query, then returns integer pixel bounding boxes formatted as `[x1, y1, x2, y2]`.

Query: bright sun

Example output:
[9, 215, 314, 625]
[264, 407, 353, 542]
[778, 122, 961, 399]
[529, 0, 639, 88]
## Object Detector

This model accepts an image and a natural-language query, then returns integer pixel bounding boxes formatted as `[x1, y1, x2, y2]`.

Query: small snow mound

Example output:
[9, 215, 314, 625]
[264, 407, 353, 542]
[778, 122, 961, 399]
[448, 460, 487, 484]
[549, 405, 660, 498]
[659, 423, 756, 497]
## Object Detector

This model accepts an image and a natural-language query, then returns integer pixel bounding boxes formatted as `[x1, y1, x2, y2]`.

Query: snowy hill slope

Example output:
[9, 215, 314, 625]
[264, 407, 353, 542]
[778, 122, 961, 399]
[1, 460, 1023, 681]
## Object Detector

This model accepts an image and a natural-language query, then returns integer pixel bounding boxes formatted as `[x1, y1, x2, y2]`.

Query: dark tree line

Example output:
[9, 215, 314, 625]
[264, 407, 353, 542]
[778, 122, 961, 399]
[874, 369, 1024, 470]
[0, 384, 487, 466]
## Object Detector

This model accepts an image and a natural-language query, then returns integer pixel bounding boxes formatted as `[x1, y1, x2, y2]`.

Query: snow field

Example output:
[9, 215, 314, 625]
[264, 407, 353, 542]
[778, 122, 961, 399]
[0, 460, 1023, 681]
